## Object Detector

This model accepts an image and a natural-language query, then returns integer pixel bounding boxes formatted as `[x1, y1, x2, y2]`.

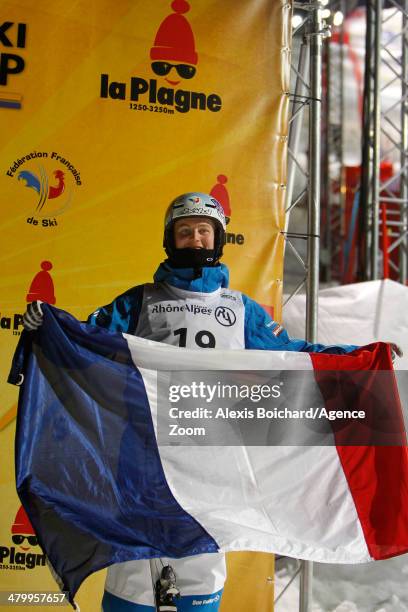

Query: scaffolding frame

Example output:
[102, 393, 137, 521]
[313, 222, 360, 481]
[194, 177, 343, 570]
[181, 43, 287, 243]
[284, 0, 328, 313]
[281, 0, 408, 609]
[281, 1, 328, 609]
[322, 0, 346, 282]
[360, 0, 408, 281]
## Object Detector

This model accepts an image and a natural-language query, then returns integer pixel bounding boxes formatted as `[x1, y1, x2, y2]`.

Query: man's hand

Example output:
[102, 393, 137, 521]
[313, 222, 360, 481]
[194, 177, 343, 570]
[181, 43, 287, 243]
[389, 342, 403, 363]
[23, 301, 44, 331]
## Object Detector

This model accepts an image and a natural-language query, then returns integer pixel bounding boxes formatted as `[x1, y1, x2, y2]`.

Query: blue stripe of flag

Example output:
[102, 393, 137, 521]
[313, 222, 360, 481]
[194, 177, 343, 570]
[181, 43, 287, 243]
[14, 305, 218, 603]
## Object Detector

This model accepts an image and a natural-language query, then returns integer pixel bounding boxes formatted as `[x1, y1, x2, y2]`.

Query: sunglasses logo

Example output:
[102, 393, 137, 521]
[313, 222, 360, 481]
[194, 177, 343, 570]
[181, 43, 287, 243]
[151, 62, 196, 80]
[150, 1, 198, 86]
[12, 534, 38, 546]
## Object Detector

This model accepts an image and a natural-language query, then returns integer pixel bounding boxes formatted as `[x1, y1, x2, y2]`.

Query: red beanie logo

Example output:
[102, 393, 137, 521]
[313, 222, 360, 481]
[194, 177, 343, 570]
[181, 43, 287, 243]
[150, 0, 198, 86]
[11, 505, 38, 551]
[26, 260, 56, 305]
[210, 175, 231, 224]
[11, 506, 35, 535]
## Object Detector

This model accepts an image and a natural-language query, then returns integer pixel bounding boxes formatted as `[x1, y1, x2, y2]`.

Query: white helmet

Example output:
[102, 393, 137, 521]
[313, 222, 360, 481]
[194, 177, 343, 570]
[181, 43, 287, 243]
[164, 193, 226, 230]
[164, 192, 226, 263]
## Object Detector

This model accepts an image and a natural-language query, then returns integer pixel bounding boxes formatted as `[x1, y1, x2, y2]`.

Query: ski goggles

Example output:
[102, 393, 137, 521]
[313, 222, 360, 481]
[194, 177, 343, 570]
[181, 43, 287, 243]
[12, 534, 38, 545]
[151, 62, 196, 79]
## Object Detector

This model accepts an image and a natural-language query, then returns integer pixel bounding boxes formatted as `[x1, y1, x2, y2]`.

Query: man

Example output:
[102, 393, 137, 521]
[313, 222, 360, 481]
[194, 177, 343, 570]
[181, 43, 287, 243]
[23, 192, 401, 612]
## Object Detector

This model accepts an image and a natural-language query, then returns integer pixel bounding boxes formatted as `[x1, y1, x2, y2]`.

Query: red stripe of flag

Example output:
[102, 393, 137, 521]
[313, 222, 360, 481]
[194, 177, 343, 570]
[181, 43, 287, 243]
[311, 343, 408, 560]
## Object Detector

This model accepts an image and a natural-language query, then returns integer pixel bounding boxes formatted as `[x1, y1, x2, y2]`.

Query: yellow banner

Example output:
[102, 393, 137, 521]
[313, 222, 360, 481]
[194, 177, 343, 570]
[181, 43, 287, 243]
[0, 0, 290, 609]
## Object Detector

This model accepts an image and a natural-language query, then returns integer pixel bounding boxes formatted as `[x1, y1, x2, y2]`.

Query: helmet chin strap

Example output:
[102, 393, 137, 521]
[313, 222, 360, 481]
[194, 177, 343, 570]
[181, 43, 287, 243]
[168, 248, 218, 269]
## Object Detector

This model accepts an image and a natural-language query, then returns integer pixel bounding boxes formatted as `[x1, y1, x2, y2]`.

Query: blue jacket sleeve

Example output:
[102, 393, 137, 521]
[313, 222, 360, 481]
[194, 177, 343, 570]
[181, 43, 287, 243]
[87, 285, 144, 334]
[242, 295, 358, 354]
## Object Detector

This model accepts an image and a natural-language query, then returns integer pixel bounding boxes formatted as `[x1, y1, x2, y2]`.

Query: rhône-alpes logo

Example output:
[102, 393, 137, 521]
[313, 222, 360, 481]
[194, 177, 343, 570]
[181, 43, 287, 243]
[6, 150, 82, 227]
[0, 506, 46, 571]
[100, 0, 222, 115]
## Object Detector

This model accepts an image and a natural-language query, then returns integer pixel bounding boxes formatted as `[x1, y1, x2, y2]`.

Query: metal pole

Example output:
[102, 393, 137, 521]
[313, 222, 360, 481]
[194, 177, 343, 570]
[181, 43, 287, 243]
[370, 0, 382, 279]
[324, 6, 346, 284]
[400, 0, 408, 283]
[361, 0, 375, 281]
[301, 2, 324, 608]
[323, 35, 331, 282]
[306, 0, 323, 343]
[339, 0, 346, 273]
[299, 560, 314, 612]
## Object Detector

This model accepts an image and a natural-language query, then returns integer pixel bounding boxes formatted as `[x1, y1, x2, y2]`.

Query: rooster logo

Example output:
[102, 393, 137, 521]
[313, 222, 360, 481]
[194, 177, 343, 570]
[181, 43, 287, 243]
[17, 167, 72, 216]
[17, 168, 65, 212]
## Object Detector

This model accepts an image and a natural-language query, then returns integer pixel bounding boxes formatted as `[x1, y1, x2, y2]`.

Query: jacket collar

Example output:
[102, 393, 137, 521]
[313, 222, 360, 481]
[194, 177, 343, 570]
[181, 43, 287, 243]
[153, 261, 229, 293]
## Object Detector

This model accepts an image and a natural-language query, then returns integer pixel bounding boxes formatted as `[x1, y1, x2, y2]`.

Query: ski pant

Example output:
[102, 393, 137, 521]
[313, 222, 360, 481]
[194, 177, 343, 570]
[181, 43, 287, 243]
[102, 552, 226, 611]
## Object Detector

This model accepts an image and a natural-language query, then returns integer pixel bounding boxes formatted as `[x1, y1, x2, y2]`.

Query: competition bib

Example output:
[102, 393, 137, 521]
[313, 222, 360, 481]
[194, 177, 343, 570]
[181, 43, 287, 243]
[135, 283, 245, 349]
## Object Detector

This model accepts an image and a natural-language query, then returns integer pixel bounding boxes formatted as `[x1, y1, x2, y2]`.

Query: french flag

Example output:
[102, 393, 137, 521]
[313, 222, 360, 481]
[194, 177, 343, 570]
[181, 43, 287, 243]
[9, 305, 408, 604]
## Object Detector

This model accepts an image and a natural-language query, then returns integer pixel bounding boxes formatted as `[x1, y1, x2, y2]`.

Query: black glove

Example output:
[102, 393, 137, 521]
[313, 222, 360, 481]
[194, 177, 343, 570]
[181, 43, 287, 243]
[389, 342, 403, 363]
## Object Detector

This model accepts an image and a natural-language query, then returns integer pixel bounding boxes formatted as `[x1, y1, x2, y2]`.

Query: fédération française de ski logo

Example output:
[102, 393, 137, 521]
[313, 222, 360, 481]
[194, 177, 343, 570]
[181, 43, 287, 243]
[6, 150, 82, 228]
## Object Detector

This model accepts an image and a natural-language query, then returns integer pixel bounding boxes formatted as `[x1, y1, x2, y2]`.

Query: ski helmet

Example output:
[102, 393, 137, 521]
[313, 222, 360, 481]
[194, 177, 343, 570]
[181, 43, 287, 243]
[164, 192, 226, 263]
